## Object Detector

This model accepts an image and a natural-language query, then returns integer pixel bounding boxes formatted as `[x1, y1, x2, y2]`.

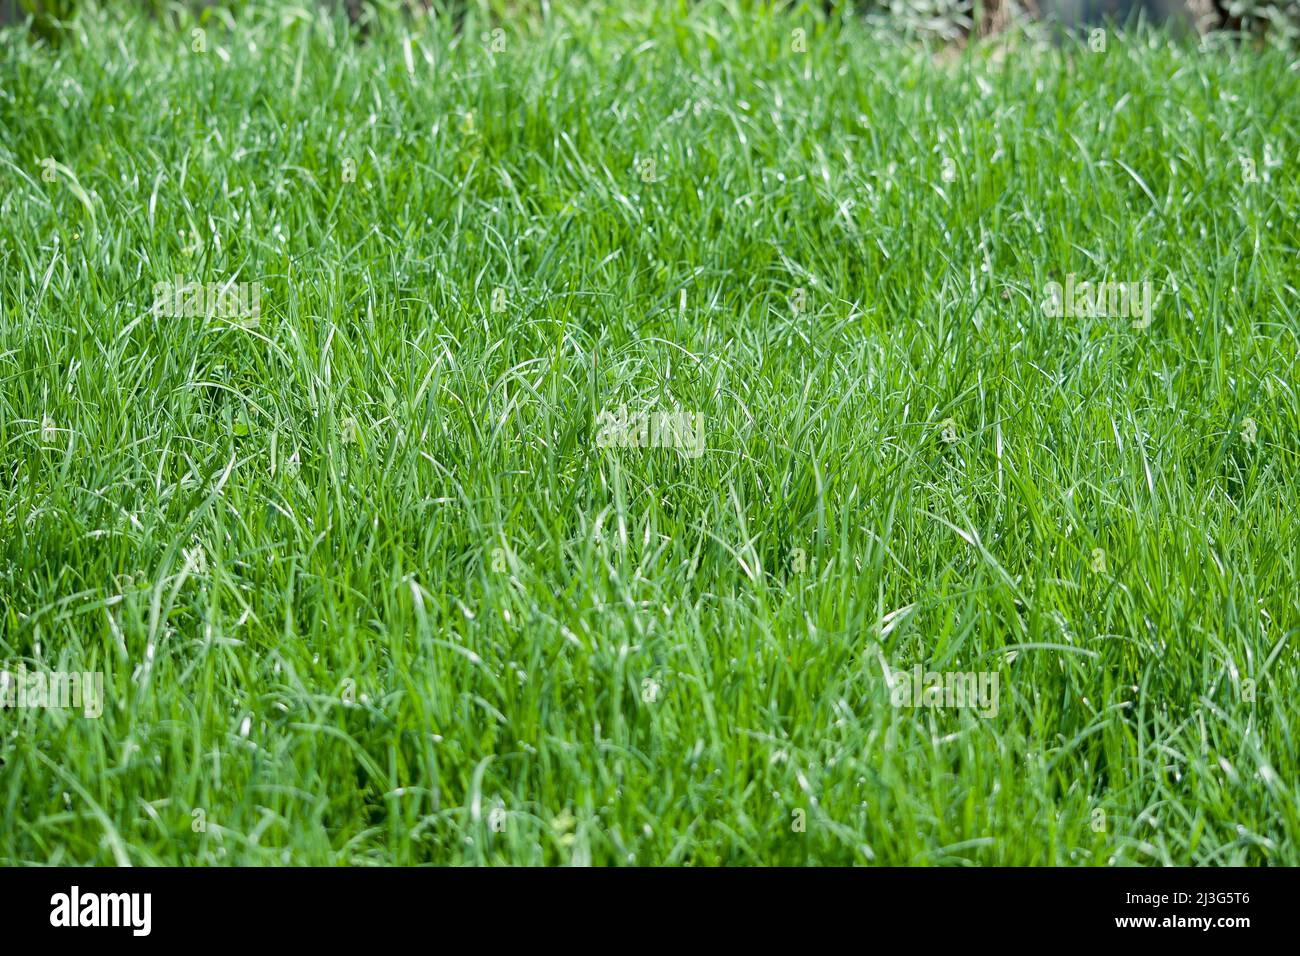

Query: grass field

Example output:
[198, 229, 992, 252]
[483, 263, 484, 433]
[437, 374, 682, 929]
[1, 2, 1298, 866]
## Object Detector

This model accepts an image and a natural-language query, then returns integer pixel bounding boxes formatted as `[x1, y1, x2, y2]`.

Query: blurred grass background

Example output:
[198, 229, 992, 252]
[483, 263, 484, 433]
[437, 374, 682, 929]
[2, 1, 1299, 45]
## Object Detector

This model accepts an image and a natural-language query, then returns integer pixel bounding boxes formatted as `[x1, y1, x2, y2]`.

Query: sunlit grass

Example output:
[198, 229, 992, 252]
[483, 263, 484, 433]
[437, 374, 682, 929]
[0, 1, 1297, 865]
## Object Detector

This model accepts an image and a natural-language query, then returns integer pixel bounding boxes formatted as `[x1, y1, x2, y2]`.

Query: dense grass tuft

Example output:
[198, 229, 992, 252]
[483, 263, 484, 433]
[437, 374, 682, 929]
[1, 2, 1298, 864]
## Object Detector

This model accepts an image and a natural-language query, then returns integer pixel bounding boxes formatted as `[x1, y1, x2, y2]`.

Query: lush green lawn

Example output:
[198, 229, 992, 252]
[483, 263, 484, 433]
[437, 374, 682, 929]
[1, 2, 1298, 865]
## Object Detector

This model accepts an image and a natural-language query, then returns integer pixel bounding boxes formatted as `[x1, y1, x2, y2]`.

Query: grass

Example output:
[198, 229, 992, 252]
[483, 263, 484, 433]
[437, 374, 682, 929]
[1, 1, 1298, 866]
